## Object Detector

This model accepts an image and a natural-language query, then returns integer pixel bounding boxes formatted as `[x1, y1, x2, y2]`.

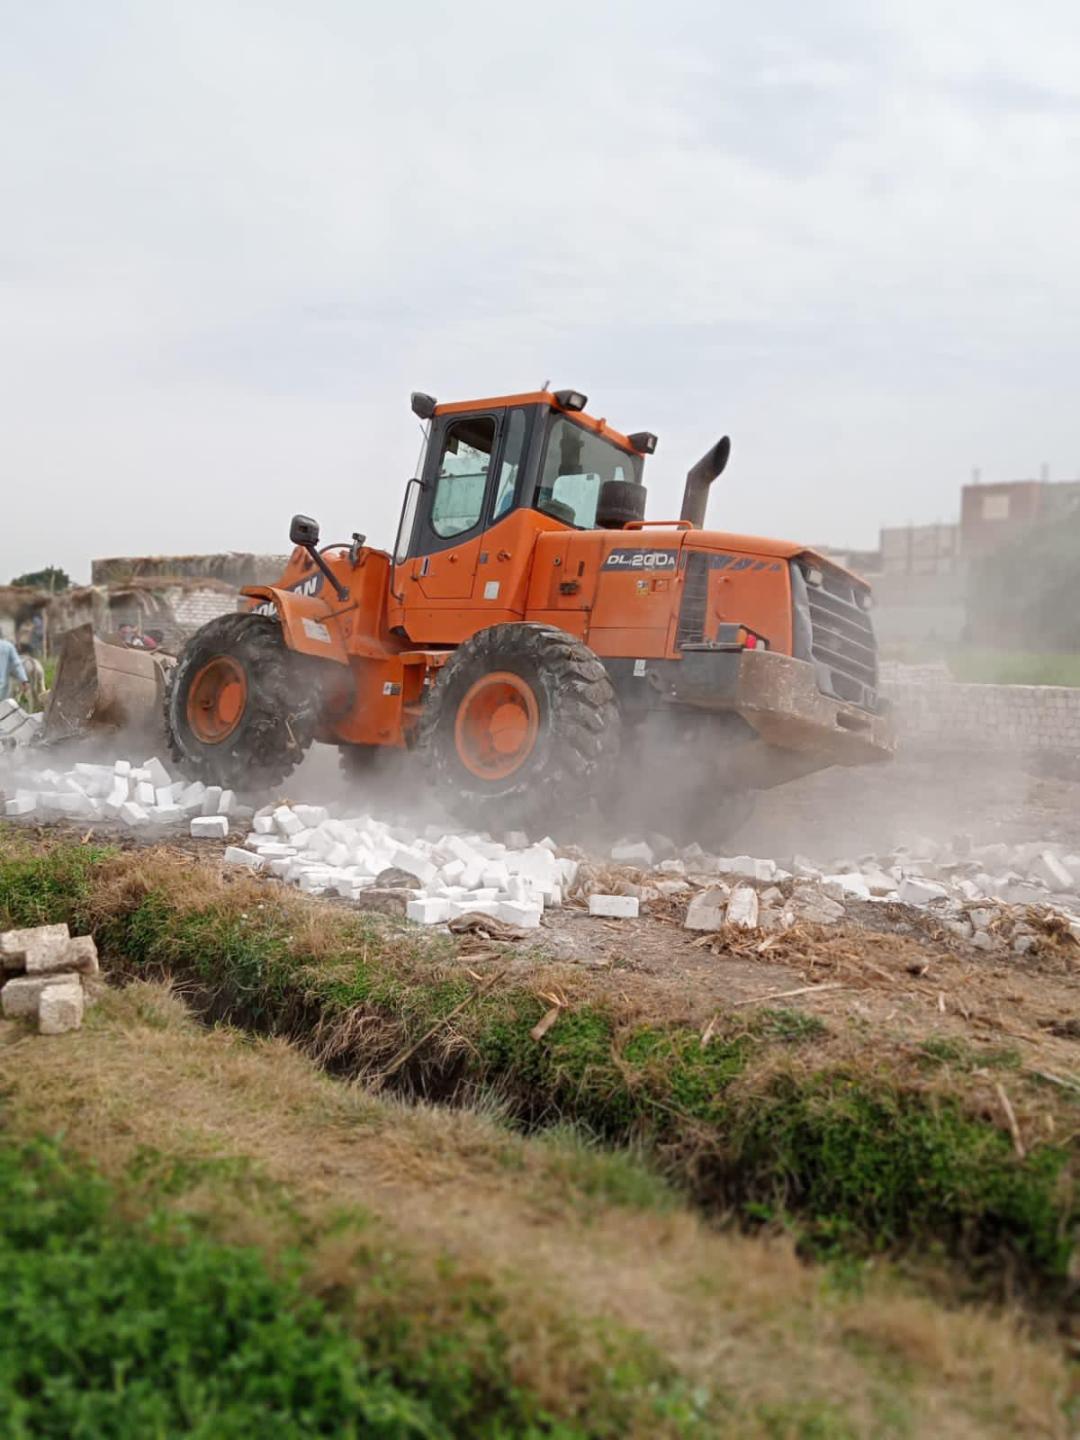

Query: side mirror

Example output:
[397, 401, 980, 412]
[290, 513, 320, 548]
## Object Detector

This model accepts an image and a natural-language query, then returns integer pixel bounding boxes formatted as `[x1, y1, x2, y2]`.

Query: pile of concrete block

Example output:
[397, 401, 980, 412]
[1, 752, 245, 831]
[0, 698, 43, 751]
[226, 803, 578, 929]
[0, 923, 99, 1034]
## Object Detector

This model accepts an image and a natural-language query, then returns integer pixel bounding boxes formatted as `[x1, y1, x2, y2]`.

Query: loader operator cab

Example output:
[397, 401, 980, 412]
[395, 389, 652, 566]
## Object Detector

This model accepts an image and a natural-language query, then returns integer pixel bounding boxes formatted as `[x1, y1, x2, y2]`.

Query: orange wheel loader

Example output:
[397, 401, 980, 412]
[164, 388, 894, 840]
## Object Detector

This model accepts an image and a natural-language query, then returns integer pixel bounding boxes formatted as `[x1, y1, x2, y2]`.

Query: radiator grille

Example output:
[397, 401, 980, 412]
[804, 568, 878, 709]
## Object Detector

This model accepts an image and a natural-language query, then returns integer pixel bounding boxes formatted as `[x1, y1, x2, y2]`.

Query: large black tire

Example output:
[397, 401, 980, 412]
[416, 623, 619, 832]
[164, 613, 323, 790]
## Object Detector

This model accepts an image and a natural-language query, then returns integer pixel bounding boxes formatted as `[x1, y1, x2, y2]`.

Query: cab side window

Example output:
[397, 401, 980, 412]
[491, 409, 527, 521]
[431, 417, 496, 539]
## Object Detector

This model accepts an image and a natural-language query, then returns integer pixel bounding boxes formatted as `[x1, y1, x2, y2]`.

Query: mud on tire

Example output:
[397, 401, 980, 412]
[416, 623, 619, 833]
[164, 612, 324, 790]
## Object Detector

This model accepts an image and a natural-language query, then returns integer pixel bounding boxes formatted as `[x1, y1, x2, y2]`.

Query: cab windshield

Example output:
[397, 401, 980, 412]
[534, 416, 643, 528]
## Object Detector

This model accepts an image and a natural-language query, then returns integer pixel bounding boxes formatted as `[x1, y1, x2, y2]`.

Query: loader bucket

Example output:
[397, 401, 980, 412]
[42, 624, 176, 745]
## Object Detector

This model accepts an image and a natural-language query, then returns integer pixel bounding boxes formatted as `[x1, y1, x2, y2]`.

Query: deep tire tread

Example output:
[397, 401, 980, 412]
[163, 613, 323, 791]
[415, 622, 620, 831]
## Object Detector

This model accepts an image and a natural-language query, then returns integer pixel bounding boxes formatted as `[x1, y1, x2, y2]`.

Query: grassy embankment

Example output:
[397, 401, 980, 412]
[0, 831, 1077, 1435]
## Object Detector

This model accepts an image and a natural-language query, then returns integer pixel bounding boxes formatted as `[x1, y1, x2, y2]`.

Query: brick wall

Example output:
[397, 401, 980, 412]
[881, 679, 1080, 754]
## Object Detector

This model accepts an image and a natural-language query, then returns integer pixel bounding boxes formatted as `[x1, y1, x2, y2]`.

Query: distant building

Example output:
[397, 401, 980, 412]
[958, 477, 1080, 560]
[879, 523, 960, 577]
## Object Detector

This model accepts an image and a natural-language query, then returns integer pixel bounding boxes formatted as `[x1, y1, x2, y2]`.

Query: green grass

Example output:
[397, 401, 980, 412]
[0, 1134, 713, 1439]
[1, 839, 1076, 1302]
[946, 648, 1080, 687]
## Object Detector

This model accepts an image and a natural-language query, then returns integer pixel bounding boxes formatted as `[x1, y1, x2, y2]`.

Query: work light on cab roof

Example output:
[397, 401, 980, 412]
[163, 383, 893, 844]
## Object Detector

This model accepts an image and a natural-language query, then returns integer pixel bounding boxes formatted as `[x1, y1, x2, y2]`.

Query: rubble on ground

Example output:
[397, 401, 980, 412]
[3, 745, 1080, 947]
[0, 923, 98, 1033]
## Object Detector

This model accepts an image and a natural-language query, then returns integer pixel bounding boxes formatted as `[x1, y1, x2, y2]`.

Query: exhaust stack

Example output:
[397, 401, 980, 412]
[680, 436, 731, 529]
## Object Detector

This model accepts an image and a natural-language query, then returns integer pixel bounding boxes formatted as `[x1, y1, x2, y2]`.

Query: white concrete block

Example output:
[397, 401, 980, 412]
[224, 846, 263, 872]
[119, 801, 150, 827]
[217, 789, 236, 816]
[142, 757, 172, 789]
[391, 847, 438, 886]
[179, 780, 206, 806]
[200, 785, 223, 816]
[498, 901, 542, 928]
[481, 862, 510, 890]
[114, 759, 132, 777]
[1, 923, 70, 973]
[191, 815, 229, 840]
[4, 795, 36, 817]
[132, 781, 154, 807]
[684, 889, 729, 931]
[39, 979, 85, 1034]
[406, 897, 452, 925]
[822, 873, 872, 901]
[439, 858, 467, 885]
[64, 935, 100, 976]
[726, 885, 760, 930]
[1, 972, 73, 1018]
[272, 805, 301, 835]
[588, 894, 639, 919]
[898, 877, 949, 906]
[154, 785, 175, 809]
[253, 814, 276, 834]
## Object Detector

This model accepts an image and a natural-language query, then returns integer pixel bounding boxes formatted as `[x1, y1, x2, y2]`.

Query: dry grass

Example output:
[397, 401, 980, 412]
[0, 982, 1072, 1438]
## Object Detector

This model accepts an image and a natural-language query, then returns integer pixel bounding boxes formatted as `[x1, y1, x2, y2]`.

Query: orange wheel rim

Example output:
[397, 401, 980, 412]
[454, 671, 540, 781]
[186, 656, 248, 743]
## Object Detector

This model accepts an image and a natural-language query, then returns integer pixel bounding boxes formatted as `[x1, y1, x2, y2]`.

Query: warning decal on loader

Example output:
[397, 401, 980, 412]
[601, 548, 678, 572]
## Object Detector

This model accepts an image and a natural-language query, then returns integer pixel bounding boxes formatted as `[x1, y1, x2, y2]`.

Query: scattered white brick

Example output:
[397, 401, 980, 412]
[611, 840, 654, 867]
[1, 972, 74, 1018]
[224, 846, 264, 872]
[275, 805, 304, 836]
[822, 873, 872, 901]
[1, 923, 71, 973]
[684, 889, 729, 931]
[38, 980, 84, 1035]
[498, 901, 542, 928]
[200, 786, 223, 816]
[253, 814, 275, 835]
[191, 815, 229, 840]
[119, 801, 150, 827]
[4, 795, 36, 817]
[726, 885, 760, 930]
[588, 894, 639, 919]
[217, 789, 236, 816]
[391, 847, 438, 886]
[114, 759, 132, 777]
[898, 877, 949, 906]
[406, 897, 452, 925]
[142, 756, 172, 789]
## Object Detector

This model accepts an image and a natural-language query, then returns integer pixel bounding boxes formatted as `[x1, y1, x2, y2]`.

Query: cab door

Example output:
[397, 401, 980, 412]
[411, 412, 497, 603]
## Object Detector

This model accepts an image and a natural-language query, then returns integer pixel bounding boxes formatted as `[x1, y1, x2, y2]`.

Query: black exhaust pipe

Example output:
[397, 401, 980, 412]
[680, 436, 731, 529]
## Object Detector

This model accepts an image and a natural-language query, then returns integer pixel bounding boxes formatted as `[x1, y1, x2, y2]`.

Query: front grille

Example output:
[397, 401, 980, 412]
[802, 567, 878, 710]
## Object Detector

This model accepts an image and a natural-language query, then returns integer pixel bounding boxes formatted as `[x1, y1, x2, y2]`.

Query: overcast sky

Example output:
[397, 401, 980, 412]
[4, 0, 1080, 584]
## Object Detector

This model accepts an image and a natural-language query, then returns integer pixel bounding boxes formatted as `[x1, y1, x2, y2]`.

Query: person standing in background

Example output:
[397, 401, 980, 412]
[0, 637, 27, 702]
[17, 643, 45, 709]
